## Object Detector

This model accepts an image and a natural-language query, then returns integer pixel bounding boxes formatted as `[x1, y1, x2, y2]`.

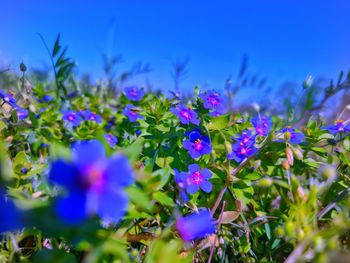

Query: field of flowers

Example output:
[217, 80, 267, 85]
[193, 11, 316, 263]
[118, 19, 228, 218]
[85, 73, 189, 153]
[1, 38, 350, 263]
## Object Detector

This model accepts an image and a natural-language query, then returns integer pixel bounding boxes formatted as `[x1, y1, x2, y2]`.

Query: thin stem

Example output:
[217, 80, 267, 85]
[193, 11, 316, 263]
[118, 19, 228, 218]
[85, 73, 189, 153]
[208, 201, 226, 263]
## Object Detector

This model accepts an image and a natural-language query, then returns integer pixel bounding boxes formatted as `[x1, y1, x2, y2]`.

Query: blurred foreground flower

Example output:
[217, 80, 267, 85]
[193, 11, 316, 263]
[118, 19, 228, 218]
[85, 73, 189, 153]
[183, 129, 212, 159]
[49, 140, 134, 224]
[0, 190, 22, 233]
[176, 210, 215, 242]
[171, 104, 199, 125]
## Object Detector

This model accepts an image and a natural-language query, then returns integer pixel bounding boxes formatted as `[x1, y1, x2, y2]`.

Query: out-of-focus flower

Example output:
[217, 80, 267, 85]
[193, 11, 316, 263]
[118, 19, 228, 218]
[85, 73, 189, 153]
[49, 140, 134, 224]
[199, 90, 225, 116]
[321, 120, 350, 135]
[38, 95, 54, 103]
[16, 107, 28, 120]
[105, 133, 118, 148]
[123, 104, 144, 122]
[228, 130, 257, 163]
[176, 210, 216, 242]
[0, 190, 21, 233]
[174, 168, 189, 203]
[176, 164, 212, 195]
[251, 114, 272, 136]
[124, 86, 144, 101]
[183, 129, 212, 159]
[171, 104, 199, 125]
[81, 110, 102, 124]
[279, 126, 305, 145]
[62, 110, 83, 126]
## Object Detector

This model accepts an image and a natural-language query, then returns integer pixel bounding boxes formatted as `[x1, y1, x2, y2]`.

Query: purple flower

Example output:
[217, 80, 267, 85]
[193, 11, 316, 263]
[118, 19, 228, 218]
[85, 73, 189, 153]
[171, 104, 200, 125]
[251, 114, 272, 136]
[0, 190, 21, 233]
[124, 86, 144, 101]
[0, 90, 17, 108]
[321, 120, 350, 135]
[49, 140, 134, 224]
[62, 110, 83, 126]
[176, 164, 213, 194]
[81, 110, 102, 124]
[174, 169, 189, 203]
[280, 126, 305, 145]
[183, 129, 212, 159]
[38, 95, 54, 103]
[228, 130, 257, 163]
[123, 104, 144, 122]
[17, 107, 28, 120]
[176, 210, 216, 242]
[105, 133, 118, 148]
[199, 90, 225, 116]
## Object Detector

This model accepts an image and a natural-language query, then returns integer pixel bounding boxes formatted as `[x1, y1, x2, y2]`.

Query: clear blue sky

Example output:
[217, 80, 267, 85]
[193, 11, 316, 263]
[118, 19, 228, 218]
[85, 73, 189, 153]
[1, 0, 349, 91]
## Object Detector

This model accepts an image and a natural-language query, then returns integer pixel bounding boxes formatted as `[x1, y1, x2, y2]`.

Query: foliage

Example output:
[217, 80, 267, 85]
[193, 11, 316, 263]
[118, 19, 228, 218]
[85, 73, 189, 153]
[1, 46, 350, 263]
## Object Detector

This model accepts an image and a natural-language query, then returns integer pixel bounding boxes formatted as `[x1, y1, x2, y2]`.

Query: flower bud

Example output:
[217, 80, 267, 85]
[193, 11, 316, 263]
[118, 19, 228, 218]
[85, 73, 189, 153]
[282, 160, 290, 170]
[20, 62, 27, 72]
[286, 147, 294, 166]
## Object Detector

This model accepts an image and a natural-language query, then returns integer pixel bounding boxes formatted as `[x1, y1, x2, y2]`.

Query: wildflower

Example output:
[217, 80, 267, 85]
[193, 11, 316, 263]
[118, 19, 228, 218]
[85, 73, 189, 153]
[280, 126, 305, 145]
[171, 104, 200, 125]
[176, 210, 216, 242]
[174, 169, 189, 203]
[0, 190, 21, 233]
[199, 90, 225, 116]
[321, 119, 350, 134]
[124, 86, 144, 101]
[123, 104, 144, 122]
[183, 129, 212, 159]
[81, 110, 102, 124]
[177, 164, 213, 194]
[49, 140, 134, 224]
[17, 107, 28, 120]
[62, 110, 83, 126]
[38, 95, 54, 103]
[105, 133, 118, 148]
[228, 130, 257, 163]
[251, 114, 272, 136]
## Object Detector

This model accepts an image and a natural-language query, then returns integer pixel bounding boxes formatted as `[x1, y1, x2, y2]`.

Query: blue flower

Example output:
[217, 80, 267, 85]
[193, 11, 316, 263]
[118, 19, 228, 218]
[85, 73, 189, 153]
[280, 126, 305, 145]
[17, 107, 28, 120]
[0, 190, 21, 233]
[171, 104, 200, 125]
[62, 110, 83, 126]
[38, 95, 54, 103]
[0, 90, 17, 108]
[105, 133, 118, 148]
[228, 129, 257, 163]
[81, 110, 103, 124]
[177, 164, 213, 194]
[124, 86, 144, 101]
[174, 169, 189, 203]
[183, 129, 212, 159]
[176, 210, 216, 242]
[251, 114, 272, 136]
[49, 140, 134, 224]
[321, 120, 350, 135]
[199, 90, 225, 116]
[123, 104, 144, 122]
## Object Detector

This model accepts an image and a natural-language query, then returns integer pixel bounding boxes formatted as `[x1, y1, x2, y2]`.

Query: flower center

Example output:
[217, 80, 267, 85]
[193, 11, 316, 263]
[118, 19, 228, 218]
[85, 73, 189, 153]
[86, 165, 104, 191]
[130, 110, 138, 116]
[180, 110, 191, 120]
[240, 148, 248, 155]
[68, 115, 75, 121]
[208, 97, 219, 106]
[194, 139, 203, 151]
[190, 171, 203, 185]
[130, 90, 138, 97]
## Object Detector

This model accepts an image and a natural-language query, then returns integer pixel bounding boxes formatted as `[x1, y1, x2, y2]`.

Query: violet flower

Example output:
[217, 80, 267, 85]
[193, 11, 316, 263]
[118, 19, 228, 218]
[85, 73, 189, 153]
[123, 104, 144, 122]
[321, 119, 350, 135]
[171, 104, 200, 125]
[183, 129, 212, 159]
[124, 86, 144, 101]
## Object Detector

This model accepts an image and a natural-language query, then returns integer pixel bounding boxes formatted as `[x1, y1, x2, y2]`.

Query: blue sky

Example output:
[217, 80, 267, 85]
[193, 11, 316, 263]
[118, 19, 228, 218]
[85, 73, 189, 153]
[0, 0, 349, 92]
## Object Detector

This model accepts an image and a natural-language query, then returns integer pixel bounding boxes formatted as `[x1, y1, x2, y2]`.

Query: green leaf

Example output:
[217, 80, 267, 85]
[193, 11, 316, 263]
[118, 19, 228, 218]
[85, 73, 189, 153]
[52, 34, 61, 57]
[155, 157, 174, 168]
[152, 191, 175, 207]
